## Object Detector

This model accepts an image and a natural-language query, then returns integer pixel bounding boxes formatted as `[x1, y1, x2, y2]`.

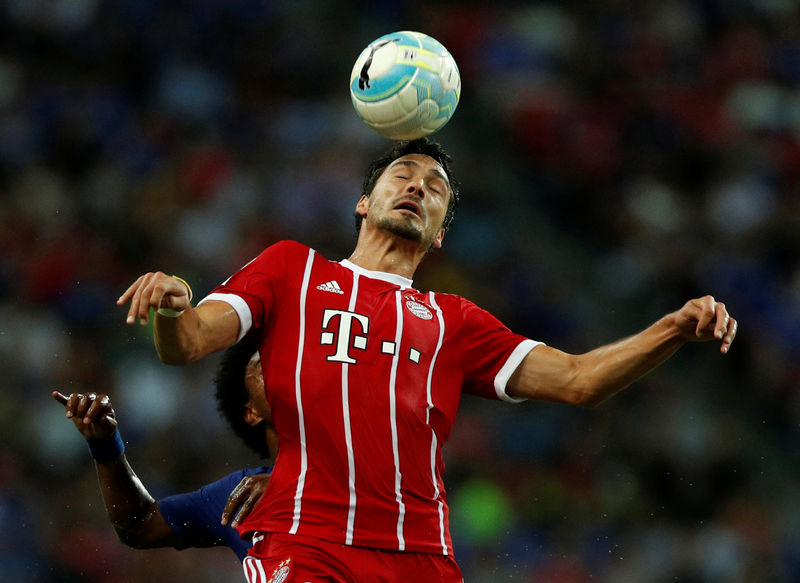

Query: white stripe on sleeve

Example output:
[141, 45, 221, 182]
[199, 292, 253, 342]
[493, 339, 543, 402]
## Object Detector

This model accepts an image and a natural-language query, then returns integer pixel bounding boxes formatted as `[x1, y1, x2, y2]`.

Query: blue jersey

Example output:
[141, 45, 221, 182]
[157, 467, 271, 562]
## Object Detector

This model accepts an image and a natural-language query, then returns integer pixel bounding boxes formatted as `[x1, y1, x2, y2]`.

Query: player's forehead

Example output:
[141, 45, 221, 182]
[386, 154, 449, 184]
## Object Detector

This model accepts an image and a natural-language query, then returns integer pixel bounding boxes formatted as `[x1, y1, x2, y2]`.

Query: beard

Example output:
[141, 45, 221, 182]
[374, 214, 424, 243]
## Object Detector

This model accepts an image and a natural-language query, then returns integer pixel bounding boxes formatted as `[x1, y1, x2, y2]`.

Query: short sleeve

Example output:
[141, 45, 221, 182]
[457, 298, 543, 402]
[198, 241, 299, 341]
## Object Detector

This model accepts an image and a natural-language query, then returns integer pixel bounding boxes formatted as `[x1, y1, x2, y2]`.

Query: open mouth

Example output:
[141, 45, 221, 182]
[394, 199, 422, 217]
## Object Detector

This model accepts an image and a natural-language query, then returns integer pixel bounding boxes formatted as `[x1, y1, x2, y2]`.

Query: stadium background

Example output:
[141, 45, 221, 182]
[1, 1, 798, 581]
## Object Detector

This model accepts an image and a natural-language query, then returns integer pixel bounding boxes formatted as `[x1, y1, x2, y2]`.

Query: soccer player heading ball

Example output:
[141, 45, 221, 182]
[119, 137, 737, 582]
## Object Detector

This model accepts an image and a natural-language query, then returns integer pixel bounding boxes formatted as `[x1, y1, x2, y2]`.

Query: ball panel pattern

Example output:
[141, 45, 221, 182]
[350, 31, 460, 140]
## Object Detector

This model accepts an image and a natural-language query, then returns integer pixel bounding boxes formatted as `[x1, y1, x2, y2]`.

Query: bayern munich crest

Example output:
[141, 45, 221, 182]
[268, 558, 292, 583]
[405, 299, 433, 320]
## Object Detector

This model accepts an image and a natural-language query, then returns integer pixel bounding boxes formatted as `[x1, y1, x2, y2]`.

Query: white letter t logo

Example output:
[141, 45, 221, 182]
[320, 309, 369, 364]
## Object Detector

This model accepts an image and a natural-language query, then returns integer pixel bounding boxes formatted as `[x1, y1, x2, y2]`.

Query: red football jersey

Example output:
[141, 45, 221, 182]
[201, 241, 541, 555]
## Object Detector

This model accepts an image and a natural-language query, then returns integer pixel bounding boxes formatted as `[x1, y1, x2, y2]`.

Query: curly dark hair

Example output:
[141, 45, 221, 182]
[354, 137, 460, 236]
[214, 336, 271, 459]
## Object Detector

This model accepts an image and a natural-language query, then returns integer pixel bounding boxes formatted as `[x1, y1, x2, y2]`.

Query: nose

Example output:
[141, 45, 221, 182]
[406, 178, 425, 198]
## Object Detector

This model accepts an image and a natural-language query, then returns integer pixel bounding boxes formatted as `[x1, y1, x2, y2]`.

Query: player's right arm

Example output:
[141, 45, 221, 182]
[117, 272, 240, 364]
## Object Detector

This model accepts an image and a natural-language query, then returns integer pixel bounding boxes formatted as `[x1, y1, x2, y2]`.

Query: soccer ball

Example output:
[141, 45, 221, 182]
[349, 31, 461, 140]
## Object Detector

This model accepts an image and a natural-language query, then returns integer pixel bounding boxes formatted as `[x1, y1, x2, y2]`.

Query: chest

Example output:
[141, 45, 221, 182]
[262, 266, 463, 427]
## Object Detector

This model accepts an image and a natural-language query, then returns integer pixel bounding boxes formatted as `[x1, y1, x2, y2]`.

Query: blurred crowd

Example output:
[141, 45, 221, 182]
[1, 1, 799, 582]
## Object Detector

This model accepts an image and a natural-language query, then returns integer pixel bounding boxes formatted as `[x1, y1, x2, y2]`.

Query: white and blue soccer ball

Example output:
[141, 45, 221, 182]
[350, 31, 461, 140]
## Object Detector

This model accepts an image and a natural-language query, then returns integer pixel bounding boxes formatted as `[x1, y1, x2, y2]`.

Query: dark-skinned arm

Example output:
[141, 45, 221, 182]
[53, 391, 176, 548]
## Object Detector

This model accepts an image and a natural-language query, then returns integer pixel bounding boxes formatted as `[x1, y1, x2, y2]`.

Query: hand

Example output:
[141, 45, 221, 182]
[53, 391, 119, 439]
[673, 295, 738, 354]
[220, 473, 271, 528]
[117, 272, 192, 326]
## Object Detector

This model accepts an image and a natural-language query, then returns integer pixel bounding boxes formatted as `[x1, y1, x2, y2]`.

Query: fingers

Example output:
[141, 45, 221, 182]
[712, 302, 728, 340]
[52, 391, 68, 405]
[720, 317, 738, 354]
[55, 392, 117, 429]
[58, 391, 81, 419]
[686, 295, 738, 354]
[229, 494, 257, 528]
[221, 480, 248, 526]
[694, 295, 716, 337]
[118, 272, 190, 326]
[221, 474, 270, 527]
[123, 273, 162, 326]
[84, 393, 114, 425]
[707, 300, 737, 353]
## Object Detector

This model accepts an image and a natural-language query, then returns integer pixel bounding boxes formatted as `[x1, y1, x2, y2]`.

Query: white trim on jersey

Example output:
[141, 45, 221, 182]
[389, 289, 406, 550]
[242, 556, 267, 583]
[427, 292, 449, 555]
[493, 339, 544, 402]
[199, 292, 253, 342]
[340, 259, 413, 290]
[342, 271, 360, 545]
[290, 248, 316, 534]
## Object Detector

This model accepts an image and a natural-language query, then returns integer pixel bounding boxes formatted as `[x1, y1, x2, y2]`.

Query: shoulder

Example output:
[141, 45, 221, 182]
[428, 291, 480, 316]
[272, 240, 311, 254]
[240, 241, 314, 275]
[257, 240, 311, 261]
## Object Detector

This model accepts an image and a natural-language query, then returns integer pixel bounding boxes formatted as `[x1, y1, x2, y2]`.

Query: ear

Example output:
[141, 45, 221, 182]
[355, 194, 370, 218]
[244, 402, 264, 426]
[431, 227, 446, 249]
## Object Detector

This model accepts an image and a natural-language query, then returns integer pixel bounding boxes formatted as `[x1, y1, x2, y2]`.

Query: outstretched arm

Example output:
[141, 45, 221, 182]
[507, 295, 738, 406]
[53, 391, 176, 548]
[117, 272, 240, 364]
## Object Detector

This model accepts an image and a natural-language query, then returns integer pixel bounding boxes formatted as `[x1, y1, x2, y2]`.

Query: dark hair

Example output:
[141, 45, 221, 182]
[354, 137, 460, 236]
[214, 336, 270, 459]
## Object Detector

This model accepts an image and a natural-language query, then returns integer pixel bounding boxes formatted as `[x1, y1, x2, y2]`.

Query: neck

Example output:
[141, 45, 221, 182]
[347, 231, 428, 280]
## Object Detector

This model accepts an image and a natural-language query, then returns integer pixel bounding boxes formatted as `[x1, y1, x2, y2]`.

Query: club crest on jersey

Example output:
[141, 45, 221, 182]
[405, 299, 433, 320]
[268, 558, 292, 583]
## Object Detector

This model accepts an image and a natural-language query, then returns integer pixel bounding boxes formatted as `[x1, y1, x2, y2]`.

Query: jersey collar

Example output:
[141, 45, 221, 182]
[339, 259, 414, 289]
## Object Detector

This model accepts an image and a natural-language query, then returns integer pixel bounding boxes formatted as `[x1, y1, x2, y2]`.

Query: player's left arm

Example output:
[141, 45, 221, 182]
[507, 295, 738, 405]
[53, 391, 177, 548]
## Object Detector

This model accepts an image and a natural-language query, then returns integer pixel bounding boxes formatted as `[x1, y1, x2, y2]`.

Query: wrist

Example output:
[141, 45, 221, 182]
[659, 313, 690, 345]
[87, 428, 125, 464]
[171, 275, 193, 301]
[157, 306, 185, 318]
[156, 275, 193, 318]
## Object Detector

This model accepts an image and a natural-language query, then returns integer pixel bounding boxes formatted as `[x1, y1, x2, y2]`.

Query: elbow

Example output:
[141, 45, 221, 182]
[115, 528, 152, 549]
[566, 354, 624, 408]
[156, 351, 193, 366]
[570, 377, 631, 408]
[575, 390, 609, 408]
[155, 343, 204, 366]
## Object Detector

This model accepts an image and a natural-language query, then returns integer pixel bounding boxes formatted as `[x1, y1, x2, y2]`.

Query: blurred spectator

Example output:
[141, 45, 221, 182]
[1, 1, 798, 581]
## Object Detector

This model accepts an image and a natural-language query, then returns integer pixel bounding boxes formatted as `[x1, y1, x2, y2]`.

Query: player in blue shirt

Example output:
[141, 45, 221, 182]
[54, 339, 275, 561]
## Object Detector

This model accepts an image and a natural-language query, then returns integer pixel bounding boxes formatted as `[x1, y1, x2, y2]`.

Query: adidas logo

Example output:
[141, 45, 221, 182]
[316, 280, 344, 294]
